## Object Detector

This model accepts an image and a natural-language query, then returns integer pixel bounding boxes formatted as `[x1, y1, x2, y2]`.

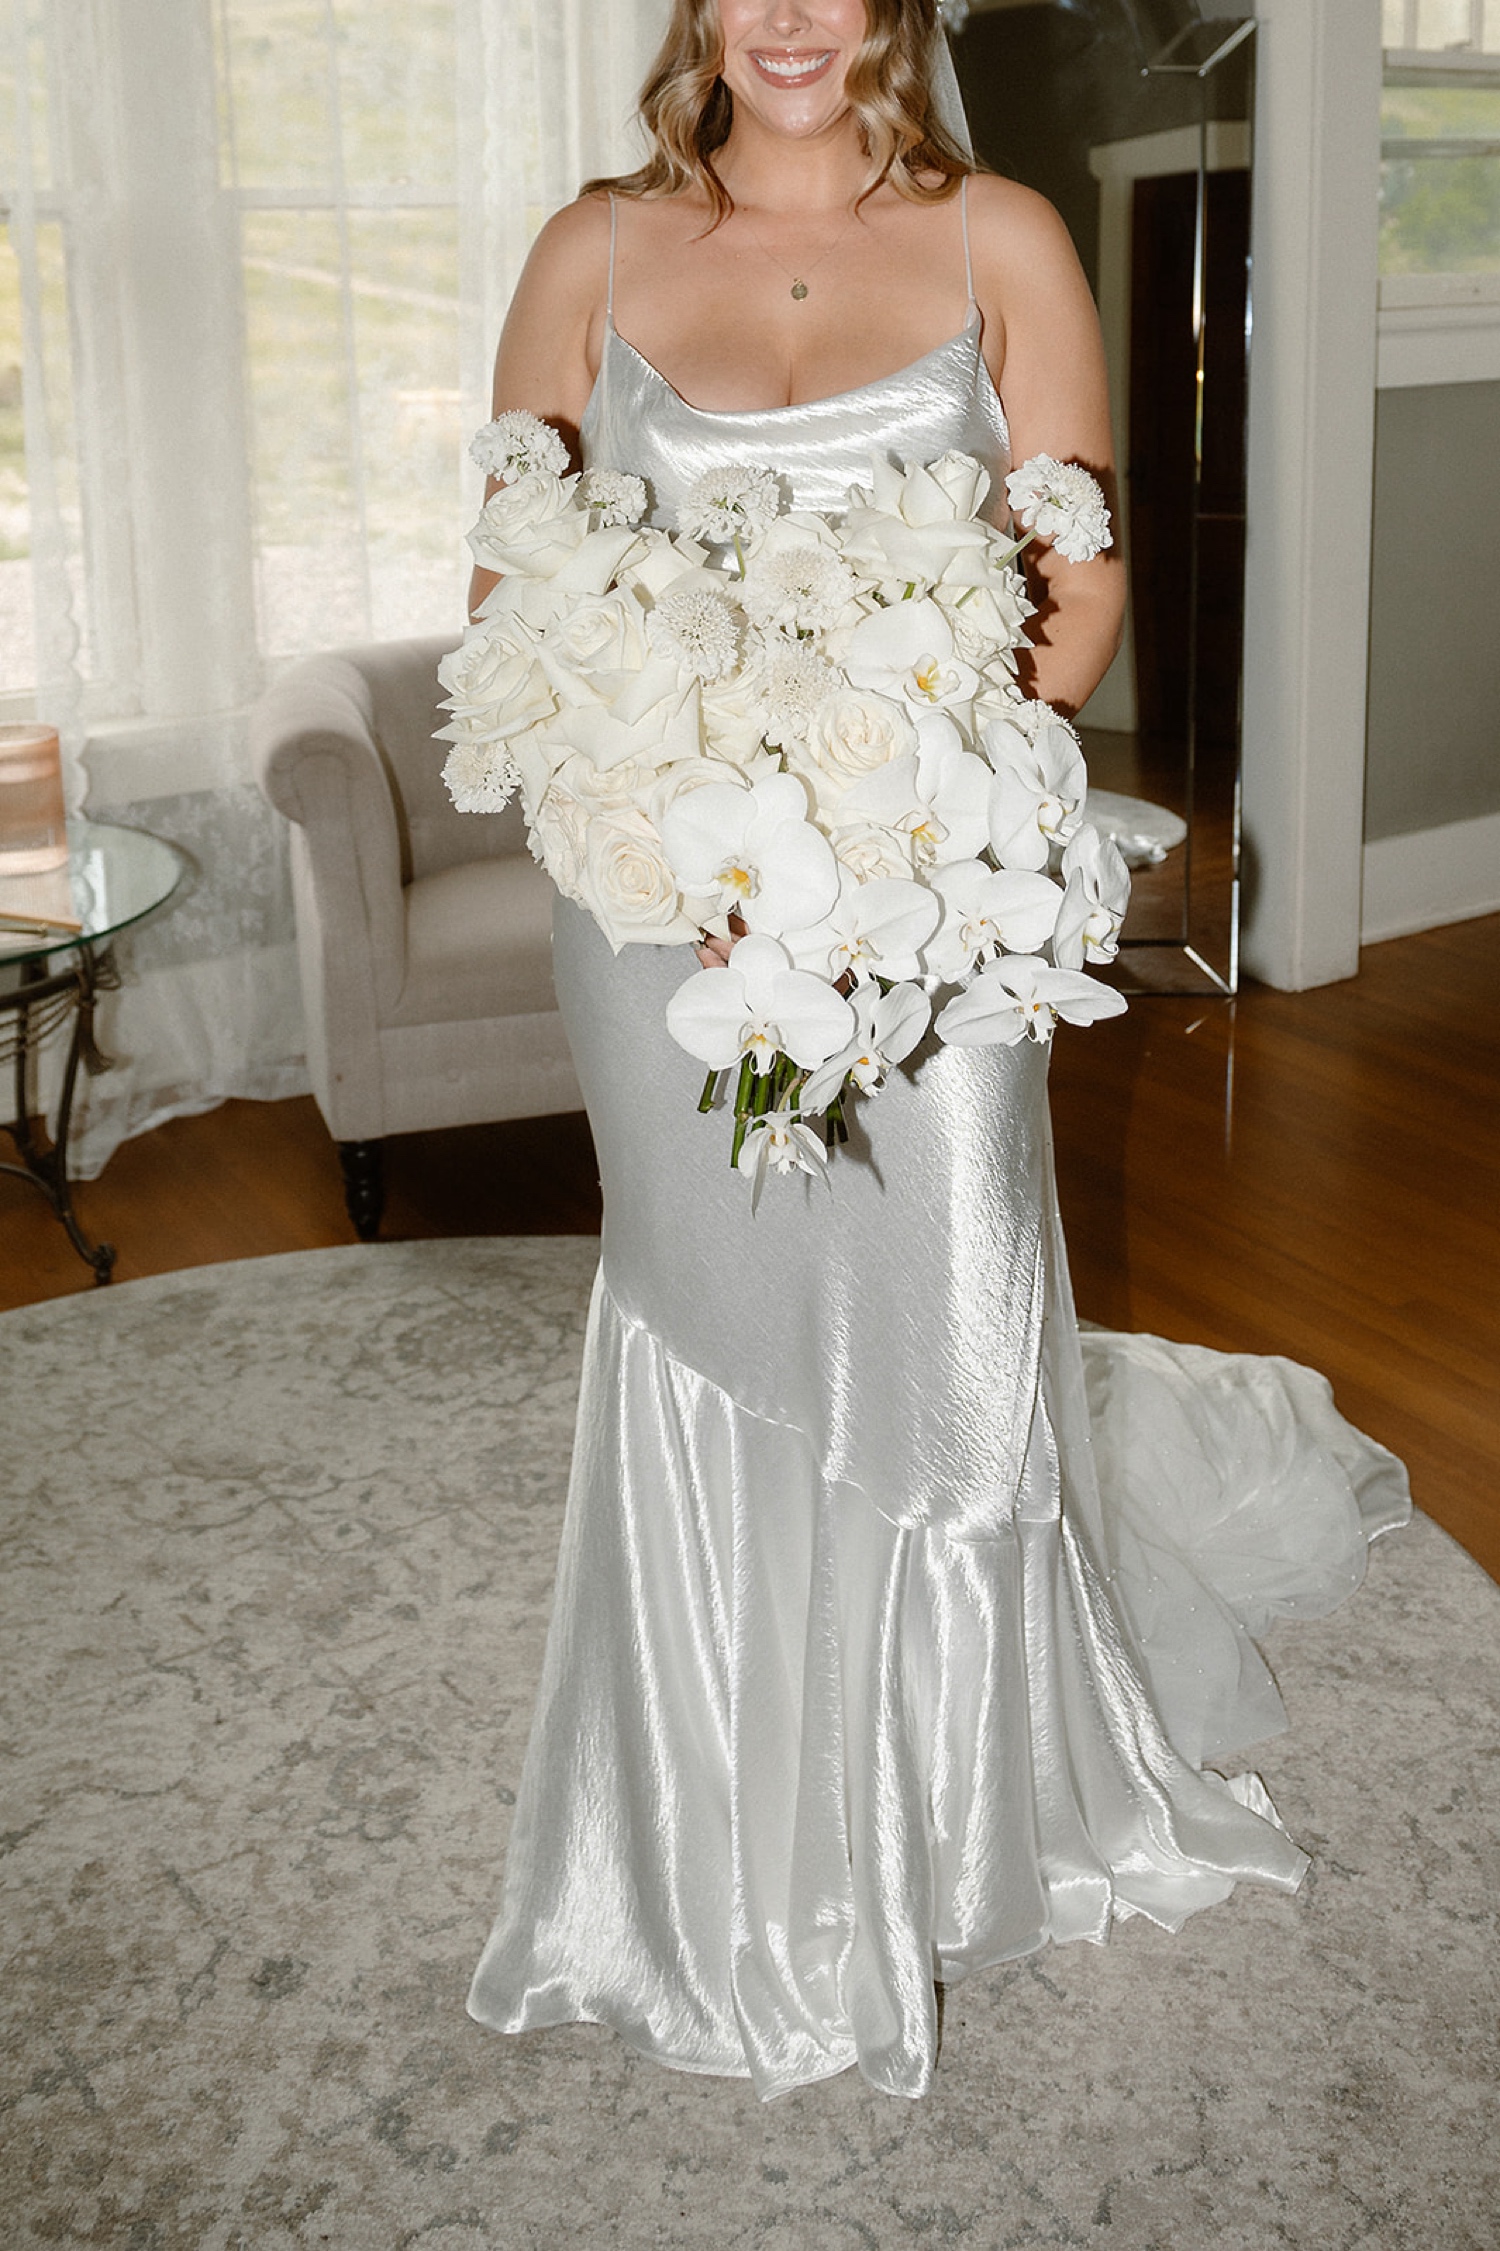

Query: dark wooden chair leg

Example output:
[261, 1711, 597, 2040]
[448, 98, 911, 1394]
[337, 1139, 385, 1241]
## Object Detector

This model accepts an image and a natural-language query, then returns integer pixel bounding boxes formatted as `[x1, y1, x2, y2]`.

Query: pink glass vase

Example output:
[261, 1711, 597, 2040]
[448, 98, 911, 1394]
[0, 724, 68, 874]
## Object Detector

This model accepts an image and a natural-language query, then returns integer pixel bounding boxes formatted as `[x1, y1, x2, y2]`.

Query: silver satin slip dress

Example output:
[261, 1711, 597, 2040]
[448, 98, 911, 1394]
[466, 190, 1411, 2101]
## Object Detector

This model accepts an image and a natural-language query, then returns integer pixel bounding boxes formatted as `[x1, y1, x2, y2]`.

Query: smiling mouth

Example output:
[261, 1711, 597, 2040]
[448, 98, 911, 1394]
[749, 49, 836, 86]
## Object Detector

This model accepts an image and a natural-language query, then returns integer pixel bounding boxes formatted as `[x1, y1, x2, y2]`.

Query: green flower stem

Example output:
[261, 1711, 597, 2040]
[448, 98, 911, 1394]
[728, 1053, 756, 1169]
[697, 1068, 720, 1114]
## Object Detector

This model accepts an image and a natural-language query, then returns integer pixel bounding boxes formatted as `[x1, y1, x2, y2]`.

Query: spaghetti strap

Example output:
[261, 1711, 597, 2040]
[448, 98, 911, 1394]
[607, 193, 618, 326]
[960, 175, 975, 307]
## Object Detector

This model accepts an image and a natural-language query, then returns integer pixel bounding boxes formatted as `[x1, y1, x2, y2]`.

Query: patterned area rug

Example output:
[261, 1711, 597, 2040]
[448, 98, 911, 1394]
[2, 1239, 1497, 2251]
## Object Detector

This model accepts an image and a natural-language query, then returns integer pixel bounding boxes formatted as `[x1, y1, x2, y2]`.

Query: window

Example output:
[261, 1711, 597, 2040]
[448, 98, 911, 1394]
[1382, 0, 1500, 279]
[215, 0, 468, 657]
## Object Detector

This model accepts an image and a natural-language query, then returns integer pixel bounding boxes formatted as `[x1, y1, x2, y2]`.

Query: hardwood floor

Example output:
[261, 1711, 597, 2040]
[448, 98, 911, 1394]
[4, 916, 1497, 1580]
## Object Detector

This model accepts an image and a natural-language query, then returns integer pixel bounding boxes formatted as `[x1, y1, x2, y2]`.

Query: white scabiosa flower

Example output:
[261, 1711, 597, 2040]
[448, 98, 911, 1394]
[1004, 455, 1113, 564]
[676, 464, 781, 546]
[741, 545, 856, 638]
[759, 642, 841, 747]
[469, 410, 570, 481]
[442, 740, 518, 815]
[648, 589, 741, 681]
[580, 468, 648, 527]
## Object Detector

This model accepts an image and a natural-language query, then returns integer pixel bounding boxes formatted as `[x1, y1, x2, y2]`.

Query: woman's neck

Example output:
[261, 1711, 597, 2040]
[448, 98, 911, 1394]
[714, 112, 872, 219]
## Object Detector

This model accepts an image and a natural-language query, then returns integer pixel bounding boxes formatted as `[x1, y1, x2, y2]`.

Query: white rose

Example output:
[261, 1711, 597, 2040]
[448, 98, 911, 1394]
[437, 621, 556, 740]
[700, 671, 771, 767]
[467, 471, 588, 578]
[793, 688, 918, 816]
[647, 757, 751, 828]
[529, 782, 592, 901]
[581, 809, 696, 948]
[615, 528, 712, 603]
[922, 450, 993, 522]
[554, 749, 661, 814]
[540, 591, 651, 706]
[934, 572, 1034, 666]
[832, 822, 915, 881]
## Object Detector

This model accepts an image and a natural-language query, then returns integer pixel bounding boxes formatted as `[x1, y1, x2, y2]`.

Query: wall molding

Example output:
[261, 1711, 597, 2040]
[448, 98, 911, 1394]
[1378, 275, 1500, 388]
[1361, 811, 1500, 944]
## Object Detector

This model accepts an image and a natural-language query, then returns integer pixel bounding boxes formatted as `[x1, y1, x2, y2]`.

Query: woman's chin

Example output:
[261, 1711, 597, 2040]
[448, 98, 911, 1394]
[731, 90, 855, 142]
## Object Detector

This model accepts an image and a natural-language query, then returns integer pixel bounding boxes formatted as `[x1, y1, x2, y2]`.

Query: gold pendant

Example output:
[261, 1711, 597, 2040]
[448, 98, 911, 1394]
[790, 280, 808, 301]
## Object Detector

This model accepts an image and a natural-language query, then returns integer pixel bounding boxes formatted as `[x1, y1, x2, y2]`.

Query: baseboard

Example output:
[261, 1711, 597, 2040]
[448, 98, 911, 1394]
[1361, 811, 1500, 944]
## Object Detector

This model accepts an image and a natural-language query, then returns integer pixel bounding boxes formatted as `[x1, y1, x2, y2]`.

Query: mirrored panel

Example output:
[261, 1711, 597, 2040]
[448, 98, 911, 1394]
[949, 1, 1255, 993]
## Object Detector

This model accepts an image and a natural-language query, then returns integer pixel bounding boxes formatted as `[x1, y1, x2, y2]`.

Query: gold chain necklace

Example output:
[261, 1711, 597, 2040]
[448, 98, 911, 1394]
[741, 205, 861, 301]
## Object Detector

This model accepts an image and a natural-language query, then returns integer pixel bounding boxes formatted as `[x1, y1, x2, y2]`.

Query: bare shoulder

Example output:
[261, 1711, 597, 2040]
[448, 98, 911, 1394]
[511, 191, 614, 315]
[964, 172, 1086, 294]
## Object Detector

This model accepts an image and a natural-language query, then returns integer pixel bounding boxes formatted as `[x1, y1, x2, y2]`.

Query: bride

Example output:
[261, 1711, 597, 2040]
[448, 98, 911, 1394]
[464, 0, 1409, 2100]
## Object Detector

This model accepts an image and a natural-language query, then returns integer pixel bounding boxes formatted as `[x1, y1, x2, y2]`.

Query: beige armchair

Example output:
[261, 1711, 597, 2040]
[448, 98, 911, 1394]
[250, 634, 581, 1238]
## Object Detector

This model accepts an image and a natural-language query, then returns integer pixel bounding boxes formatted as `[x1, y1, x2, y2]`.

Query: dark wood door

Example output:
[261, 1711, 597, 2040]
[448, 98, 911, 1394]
[1128, 167, 1250, 752]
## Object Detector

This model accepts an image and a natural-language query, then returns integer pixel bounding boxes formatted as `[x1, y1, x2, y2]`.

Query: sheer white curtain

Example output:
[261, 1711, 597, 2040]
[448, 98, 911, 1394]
[1, 0, 665, 1174]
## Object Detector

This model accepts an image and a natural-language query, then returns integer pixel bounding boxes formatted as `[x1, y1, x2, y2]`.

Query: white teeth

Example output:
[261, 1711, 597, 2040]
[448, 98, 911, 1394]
[756, 52, 831, 80]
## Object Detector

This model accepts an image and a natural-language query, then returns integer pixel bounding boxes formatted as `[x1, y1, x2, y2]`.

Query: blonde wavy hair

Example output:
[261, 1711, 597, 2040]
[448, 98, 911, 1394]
[582, 0, 973, 223]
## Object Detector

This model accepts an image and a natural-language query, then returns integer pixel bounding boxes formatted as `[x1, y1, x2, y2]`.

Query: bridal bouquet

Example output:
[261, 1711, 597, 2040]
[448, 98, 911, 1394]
[439, 409, 1129, 1195]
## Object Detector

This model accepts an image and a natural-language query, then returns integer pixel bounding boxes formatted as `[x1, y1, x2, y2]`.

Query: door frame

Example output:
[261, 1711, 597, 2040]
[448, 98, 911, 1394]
[1240, 0, 1381, 989]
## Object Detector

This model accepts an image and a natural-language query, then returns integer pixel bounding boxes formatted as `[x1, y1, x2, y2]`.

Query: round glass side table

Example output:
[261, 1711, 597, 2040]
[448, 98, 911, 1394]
[0, 819, 188, 1284]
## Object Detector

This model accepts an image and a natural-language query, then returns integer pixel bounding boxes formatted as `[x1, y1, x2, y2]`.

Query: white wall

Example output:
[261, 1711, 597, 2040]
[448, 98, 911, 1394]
[1240, 0, 1381, 990]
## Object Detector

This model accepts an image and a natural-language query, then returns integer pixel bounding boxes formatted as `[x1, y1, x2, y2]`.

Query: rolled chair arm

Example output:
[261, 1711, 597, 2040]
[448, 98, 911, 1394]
[249, 654, 406, 1012]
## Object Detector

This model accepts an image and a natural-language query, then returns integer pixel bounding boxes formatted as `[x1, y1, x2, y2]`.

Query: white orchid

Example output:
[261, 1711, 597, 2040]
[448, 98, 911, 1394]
[737, 1107, 830, 1207]
[936, 954, 1128, 1047]
[1052, 823, 1131, 968]
[665, 934, 854, 1074]
[843, 597, 979, 718]
[982, 704, 1088, 871]
[801, 980, 932, 1112]
[924, 859, 1065, 981]
[659, 771, 840, 935]
[783, 871, 941, 984]
[835, 746, 989, 872]
[1005, 455, 1113, 564]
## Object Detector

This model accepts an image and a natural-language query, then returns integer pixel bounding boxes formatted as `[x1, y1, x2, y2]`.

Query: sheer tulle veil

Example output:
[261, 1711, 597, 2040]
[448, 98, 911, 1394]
[930, 6, 975, 162]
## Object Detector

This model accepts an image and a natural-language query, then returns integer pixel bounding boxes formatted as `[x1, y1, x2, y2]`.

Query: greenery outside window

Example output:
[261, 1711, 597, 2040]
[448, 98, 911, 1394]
[1382, 0, 1500, 279]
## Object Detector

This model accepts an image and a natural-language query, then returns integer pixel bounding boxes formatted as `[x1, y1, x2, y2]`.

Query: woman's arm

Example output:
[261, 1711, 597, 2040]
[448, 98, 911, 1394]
[466, 195, 611, 622]
[968, 177, 1125, 718]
